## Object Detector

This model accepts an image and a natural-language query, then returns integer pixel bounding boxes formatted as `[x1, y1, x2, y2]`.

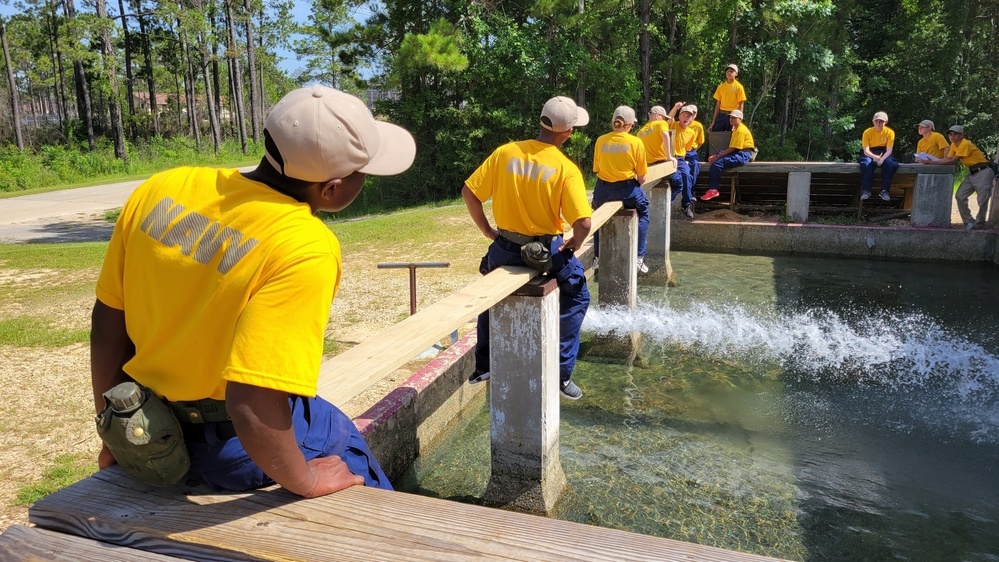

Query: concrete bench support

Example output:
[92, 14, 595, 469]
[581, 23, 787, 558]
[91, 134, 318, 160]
[911, 173, 955, 227]
[645, 181, 674, 283]
[786, 171, 811, 222]
[482, 278, 566, 514]
[598, 209, 638, 307]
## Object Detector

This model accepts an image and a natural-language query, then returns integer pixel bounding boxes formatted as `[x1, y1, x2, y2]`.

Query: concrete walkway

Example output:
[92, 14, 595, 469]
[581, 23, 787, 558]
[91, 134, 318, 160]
[0, 167, 255, 244]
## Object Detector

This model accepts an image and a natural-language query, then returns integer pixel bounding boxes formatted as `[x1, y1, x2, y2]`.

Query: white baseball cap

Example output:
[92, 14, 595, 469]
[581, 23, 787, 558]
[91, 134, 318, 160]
[540, 96, 590, 133]
[263, 85, 416, 182]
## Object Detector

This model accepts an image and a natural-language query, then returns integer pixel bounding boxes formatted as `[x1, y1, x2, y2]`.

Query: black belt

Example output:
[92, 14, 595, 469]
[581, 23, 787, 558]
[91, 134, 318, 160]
[168, 398, 230, 424]
[496, 229, 555, 246]
[182, 421, 237, 443]
[969, 163, 990, 174]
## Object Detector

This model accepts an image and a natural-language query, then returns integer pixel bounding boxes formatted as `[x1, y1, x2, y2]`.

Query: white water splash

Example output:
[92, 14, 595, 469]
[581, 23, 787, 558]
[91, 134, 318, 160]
[583, 303, 999, 400]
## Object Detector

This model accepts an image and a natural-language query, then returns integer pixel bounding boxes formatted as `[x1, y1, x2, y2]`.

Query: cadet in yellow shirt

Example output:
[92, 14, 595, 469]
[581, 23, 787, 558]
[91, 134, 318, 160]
[635, 105, 672, 164]
[592, 105, 650, 273]
[937, 125, 996, 229]
[914, 120, 949, 162]
[687, 104, 706, 180]
[661, 101, 698, 217]
[702, 109, 756, 201]
[711, 64, 747, 131]
[463, 95, 593, 399]
[858, 111, 899, 201]
[92, 86, 414, 495]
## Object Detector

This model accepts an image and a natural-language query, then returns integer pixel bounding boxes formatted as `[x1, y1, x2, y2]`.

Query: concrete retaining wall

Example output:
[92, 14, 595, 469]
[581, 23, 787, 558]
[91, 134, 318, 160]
[672, 221, 999, 263]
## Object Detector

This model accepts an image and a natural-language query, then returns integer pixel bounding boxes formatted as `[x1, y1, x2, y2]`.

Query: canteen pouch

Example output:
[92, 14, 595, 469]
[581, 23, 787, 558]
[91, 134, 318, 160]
[520, 241, 552, 272]
[95, 382, 190, 487]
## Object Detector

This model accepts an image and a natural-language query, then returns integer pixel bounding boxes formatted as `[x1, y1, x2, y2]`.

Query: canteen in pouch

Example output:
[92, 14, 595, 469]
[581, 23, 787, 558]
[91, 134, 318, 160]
[95, 381, 190, 487]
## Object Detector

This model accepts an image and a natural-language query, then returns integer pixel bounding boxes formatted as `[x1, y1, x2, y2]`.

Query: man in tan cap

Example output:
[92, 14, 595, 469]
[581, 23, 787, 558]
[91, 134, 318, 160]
[701, 109, 755, 201]
[858, 111, 898, 201]
[463, 96, 592, 400]
[91, 85, 415, 496]
[914, 119, 949, 163]
[937, 125, 996, 229]
[710, 64, 747, 132]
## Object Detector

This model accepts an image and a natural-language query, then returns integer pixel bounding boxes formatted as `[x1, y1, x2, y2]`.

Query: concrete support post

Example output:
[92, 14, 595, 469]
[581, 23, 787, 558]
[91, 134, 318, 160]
[645, 181, 674, 284]
[482, 278, 566, 514]
[911, 173, 954, 227]
[591, 209, 642, 362]
[598, 209, 637, 307]
[786, 171, 811, 223]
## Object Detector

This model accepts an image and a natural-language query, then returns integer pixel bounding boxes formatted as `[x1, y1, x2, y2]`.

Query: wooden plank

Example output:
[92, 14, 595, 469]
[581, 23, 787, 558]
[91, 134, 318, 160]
[0, 525, 184, 561]
[733, 161, 955, 174]
[29, 467, 787, 562]
[317, 201, 623, 406]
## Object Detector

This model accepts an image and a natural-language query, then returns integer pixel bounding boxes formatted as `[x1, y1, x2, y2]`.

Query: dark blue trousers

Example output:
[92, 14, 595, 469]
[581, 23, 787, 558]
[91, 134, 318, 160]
[685, 150, 701, 182]
[858, 152, 898, 194]
[592, 178, 649, 257]
[668, 159, 694, 208]
[474, 235, 590, 383]
[186, 395, 392, 492]
[711, 112, 733, 131]
[708, 150, 752, 189]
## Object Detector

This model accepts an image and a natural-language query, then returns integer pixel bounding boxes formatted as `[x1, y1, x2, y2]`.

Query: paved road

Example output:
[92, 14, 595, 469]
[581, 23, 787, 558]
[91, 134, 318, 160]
[0, 167, 254, 243]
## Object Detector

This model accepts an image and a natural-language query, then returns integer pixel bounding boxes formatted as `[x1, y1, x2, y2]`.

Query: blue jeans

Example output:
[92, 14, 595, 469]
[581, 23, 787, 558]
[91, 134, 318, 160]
[708, 150, 752, 189]
[684, 150, 701, 183]
[592, 178, 649, 257]
[186, 395, 392, 492]
[668, 159, 694, 208]
[474, 235, 590, 383]
[858, 151, 898, 194]
[711, 112, 732, 131]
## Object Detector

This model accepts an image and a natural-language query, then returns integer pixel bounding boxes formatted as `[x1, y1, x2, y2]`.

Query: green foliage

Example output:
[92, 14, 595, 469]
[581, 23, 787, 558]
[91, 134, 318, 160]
[15, 454, 95, 506]
[0, 138, 259, 194]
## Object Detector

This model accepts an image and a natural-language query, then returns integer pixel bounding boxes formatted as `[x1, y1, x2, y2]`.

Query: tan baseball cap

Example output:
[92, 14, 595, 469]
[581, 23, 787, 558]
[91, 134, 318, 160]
[873, 111, 888, 122]
[729, 109, 744, 119]
[917, 120, 934, 129]
[650, 105, 668, 116]
[613, 106, 637, 124]
[263, 85, 416, 182]
[540, 96, 590, 133]
[726, 64, 739, 72]
[679, 105, 695, 116]
[687, 104, 698, 115]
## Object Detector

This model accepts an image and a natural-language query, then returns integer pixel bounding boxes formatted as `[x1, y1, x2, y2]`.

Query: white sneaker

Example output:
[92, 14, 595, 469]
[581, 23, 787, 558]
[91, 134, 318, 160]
[592, 257, 599, 271]
[637, 257, 649, 274]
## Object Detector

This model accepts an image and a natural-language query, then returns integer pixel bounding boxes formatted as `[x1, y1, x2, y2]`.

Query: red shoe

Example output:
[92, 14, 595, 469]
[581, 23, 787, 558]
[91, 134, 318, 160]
[700, 189, 720, 201]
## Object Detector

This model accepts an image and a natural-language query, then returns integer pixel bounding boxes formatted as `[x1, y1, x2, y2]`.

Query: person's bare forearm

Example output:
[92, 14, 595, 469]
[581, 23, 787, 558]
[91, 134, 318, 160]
[226, 382, 320, 496]
[462, 185, 496, 240]
[561, 217, 591, 253]
[91, 300, 135, 414]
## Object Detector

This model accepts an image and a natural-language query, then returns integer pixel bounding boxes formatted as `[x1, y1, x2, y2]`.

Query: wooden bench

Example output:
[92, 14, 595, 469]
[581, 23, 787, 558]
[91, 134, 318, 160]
[691, 161, 956, 225]
[25, 466, 785, 561]
[0, 524, 184, 561]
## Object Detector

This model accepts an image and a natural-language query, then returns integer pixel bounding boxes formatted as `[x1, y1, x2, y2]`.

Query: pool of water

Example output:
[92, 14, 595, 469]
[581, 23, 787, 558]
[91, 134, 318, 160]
[395, 252, 999, 561]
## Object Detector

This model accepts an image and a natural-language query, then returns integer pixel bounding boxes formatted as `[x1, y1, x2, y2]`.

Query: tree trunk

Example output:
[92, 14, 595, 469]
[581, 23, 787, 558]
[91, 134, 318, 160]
[96, 0, 128, 162]
[117, 0, 136, 139]
[639, 0, 650, 115]
[46, 0, 69, 130]
[243, 0, 260, 143]
[182, 36, 202, 149]
[0, 17, 24, 150]
[64, 0, 96, 151]
[225, 0, 247, 153]
[134, 0, 158, 135]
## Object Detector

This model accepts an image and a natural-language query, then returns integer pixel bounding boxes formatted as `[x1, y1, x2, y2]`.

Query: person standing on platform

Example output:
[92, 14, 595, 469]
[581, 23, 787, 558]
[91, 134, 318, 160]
[592, 105, 650, 274]
[914, 120, 949, 163]
[701, 109, 755, 201]
[937, 125, 997, 229]
[463, 95, 593, 400]
[858, 111, 899, 201]
[710, 64, 747, 132]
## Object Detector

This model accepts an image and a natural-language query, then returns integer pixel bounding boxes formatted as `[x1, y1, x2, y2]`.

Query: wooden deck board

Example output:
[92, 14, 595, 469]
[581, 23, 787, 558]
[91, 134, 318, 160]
[28, 467, 788, 562]
[0, 525, 185, 561]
